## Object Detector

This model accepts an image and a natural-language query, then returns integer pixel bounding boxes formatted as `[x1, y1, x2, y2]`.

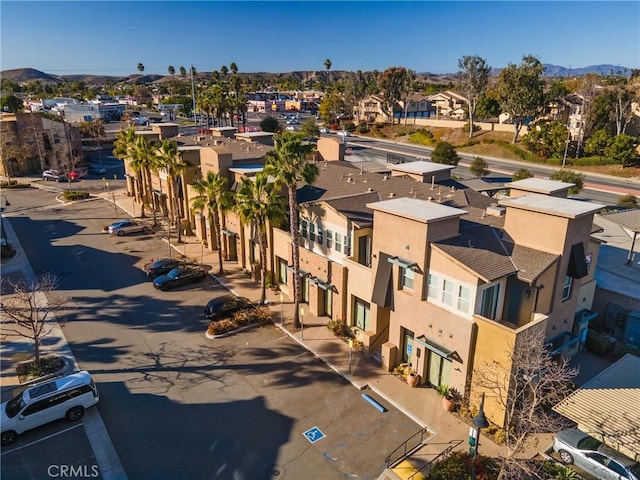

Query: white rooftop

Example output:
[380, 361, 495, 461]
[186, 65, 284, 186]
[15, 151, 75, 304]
[505, 177, 573, 194]
[229, 166, 264, 174]
[367, 197, 467, 223]
[212, 127, 237, 131]
[389, 161, 456, 174]
[499, 193, 605, 218]
[235, 131, 274, 137]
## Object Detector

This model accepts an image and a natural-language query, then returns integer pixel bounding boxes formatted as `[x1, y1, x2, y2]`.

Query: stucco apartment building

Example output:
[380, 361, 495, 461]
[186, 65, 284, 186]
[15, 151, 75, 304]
[0, 112, 82, 177]
[122, 130, 603, 427]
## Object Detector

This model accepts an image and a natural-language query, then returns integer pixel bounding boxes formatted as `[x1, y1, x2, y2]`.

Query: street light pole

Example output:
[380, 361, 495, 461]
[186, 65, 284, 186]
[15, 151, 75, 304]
[471, 393, 490, 480]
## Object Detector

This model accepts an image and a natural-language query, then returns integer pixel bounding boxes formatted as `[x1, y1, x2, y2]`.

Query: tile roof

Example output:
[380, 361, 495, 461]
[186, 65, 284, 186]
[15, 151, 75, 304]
[432, 221, 558, 283]
[324, 192, 381, 227]
[600, 208, 640, 233]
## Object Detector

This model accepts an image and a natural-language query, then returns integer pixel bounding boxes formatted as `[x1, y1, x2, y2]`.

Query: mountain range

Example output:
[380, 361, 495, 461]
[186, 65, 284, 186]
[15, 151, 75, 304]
[0, 64, 633, 86]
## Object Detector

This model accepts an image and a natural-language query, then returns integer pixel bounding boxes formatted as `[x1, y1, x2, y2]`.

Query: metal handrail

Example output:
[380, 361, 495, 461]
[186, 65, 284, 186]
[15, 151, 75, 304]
[384, 427, 431, 468]
[407, 440, 463, 480]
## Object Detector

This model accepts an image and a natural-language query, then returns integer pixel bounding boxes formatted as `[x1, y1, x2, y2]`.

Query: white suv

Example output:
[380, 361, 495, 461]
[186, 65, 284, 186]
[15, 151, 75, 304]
[1, 371, 99, 446]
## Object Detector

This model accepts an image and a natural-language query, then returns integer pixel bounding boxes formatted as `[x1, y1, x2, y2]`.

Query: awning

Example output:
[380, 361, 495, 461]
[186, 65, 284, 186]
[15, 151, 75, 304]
[388, 256, 418, 270]
[415, 335, 456, 359]
[221, 228, 237, 237]
[371, 252, 393, 307]
[567, 242, 588, 279]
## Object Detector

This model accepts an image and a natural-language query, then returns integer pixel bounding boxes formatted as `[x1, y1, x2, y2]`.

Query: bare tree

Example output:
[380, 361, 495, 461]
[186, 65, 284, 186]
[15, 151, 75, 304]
[457, 55, 491, 138]
[472, 328, 578, 480]
[0, 274, 69, 365]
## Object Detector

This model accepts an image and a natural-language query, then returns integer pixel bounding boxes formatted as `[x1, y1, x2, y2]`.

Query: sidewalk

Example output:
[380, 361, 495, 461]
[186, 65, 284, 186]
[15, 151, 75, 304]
[98, 188, 512, 463]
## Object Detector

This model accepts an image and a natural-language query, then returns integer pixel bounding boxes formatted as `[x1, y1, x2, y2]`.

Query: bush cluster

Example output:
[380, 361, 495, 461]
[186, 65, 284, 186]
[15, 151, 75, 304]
[62, 190, 90, 201]
[357, 124, 370, 134]
[462, 122, 482, 133]
[0, 180, 30, 189]
[342, 122, 356, 132]
[207, 306, 272, 336]
[408, 129, 434, 146]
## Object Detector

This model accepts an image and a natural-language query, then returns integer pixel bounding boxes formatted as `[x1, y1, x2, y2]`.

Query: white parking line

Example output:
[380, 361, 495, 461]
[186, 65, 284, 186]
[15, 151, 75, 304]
[1, 424, 83, 455]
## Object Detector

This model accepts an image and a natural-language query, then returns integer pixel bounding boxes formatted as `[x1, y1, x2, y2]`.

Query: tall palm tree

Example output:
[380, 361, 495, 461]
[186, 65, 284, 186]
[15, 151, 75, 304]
[130, 136, 160, 226]
[263, 132, 318, 327]
[179, 66, 187, 78]
[114, 128, 146, 217]
[191, 172, 230, 275]
[155, 140, 188, 243]
[235, 173, 285, 305]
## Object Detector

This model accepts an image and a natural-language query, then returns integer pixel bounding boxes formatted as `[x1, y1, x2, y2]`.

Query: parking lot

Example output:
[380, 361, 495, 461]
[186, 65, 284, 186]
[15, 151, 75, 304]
[1, 193, 423, 479]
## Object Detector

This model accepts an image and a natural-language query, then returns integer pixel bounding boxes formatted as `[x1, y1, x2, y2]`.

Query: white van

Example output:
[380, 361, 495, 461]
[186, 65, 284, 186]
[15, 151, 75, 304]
[1, 371, 99, 446]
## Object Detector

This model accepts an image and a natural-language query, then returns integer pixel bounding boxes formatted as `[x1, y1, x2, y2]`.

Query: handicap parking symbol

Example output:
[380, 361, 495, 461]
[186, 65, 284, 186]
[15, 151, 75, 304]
[303, 426, 325, 444]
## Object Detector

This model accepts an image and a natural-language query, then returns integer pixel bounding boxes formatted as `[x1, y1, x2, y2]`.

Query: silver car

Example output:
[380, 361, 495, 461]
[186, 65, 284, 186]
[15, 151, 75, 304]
[107, 220, 150, 236]
[42, 170, 67, 182]
[553, 429, 640, 480]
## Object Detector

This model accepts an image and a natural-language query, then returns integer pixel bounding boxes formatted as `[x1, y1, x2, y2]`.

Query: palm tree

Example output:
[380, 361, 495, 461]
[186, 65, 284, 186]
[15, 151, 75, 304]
[155, 140, 188, 243]
[263, 132, 318, 327]
[114, 128, 146, 217]
[130, 136, 160, 226]
[191, 172, 230, 275]
[137, 63, 145, 86]
[179, 66, 186, 78]
[235, 173, 285, 305]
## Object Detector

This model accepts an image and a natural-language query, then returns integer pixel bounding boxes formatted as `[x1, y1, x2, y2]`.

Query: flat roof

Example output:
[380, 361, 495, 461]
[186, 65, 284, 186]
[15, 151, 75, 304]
[505, 178, 573, 194]
[212, 127, 237, 132]
[499, 193, 604, 219]
[367, 197, 467, 223]
[178, 145, 201, 151]
[389, 161, 455, 174]
[235, 131, 274, 138]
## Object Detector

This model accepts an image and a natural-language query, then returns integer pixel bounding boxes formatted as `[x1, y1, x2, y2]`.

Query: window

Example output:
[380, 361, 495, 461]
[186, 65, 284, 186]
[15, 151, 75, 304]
[562, 276, 572, 301]
[401, 266, 414, 289]
[309, 223, 315, 242]
[428, 273, 439, 300]
[480, 284, 500, 320]
[53, 134, 60, 144]
[441, 279, 454, 306]
[301, 220, 308, 239]
[277, 258, 288, 285]
[457, 286, 470, 313]
[354, 297, 371, 331]
[317, 225, 323, 245]
[326, 230, 333, 249]
[335, 233, 342, 253]
[344, 236, 351, 256]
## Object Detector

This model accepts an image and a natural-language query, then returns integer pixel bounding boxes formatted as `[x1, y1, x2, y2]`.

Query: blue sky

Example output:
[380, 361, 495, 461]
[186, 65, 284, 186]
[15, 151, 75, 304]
[1, 1, 638, 76]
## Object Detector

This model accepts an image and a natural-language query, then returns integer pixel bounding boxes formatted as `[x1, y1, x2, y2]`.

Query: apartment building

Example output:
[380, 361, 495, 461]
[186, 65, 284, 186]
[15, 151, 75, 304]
[0, 112, 82, 177]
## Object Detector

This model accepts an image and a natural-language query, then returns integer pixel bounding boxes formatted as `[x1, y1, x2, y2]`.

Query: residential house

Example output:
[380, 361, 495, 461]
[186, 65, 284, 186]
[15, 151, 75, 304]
[355, 94, 396, 124]
[396, 93, 435, 122]
[427, 91, 468, 120]
[544, 93, 585, 141]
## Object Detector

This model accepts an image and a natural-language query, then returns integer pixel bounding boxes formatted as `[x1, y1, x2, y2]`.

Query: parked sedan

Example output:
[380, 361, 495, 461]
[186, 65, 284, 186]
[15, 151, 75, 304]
[107, 220, 150, 236]
[153, 266, 207, 291]
[553, 429, 640, 480]
[144, 258, 190, 278]
[42, 170, 67, 182]
[204, 295, 253, 320]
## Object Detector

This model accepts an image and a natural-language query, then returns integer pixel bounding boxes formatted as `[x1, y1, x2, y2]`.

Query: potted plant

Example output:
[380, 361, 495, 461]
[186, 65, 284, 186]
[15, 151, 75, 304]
[436, 384, 457, 411]
[406, 368, 420, 387]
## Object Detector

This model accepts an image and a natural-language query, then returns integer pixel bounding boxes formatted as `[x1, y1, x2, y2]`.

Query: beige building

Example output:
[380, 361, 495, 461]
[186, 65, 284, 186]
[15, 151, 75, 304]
[0, 112, 82, 177]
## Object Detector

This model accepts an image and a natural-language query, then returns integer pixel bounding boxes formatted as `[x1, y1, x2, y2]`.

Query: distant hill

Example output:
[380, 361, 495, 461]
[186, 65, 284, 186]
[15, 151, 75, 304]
[543, 64, 633, 77]
[1, 64, 634, 86]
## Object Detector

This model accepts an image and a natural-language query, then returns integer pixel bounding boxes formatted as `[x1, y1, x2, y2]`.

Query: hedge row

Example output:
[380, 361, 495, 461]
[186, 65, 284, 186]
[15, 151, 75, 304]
[62, 190, 90, 201]
[0, 180, 31, 189]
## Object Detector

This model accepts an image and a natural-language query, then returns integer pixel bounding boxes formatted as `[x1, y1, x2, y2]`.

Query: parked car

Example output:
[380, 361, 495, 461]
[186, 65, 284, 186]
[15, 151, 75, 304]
[87, 164, 107, 175]
[204, 295, 253, 320]
[107, 220, 150, 236]
[337, 130, 350, 137]
[153, 266, 207, 291]
[319, 127, 329, 133]
[553, 429, 640, 480]
[1, 371, 99, 446]
[144, 258, 191, 278]
[42, 170, 67, 182]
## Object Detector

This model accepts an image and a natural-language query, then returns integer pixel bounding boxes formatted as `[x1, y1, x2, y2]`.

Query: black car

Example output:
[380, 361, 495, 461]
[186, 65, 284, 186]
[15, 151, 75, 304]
[144, 258, 189, 278]
[152, 266, 207, 291]
[204, 295, 253, 320]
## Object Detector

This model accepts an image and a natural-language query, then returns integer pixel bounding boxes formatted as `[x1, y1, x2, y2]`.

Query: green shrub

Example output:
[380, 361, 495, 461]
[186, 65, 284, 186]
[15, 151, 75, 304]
[429, 451, 498, 480]
[462, 122, 482, 133]
[62, 190, 90, 201]
[571, 156, 618, 166]
[207, 306, 272, 336]
[327, 318, 349, 337]
[343, 122, 356, 132]
[0, 180, 30, 189]
[586, 329, 614, 355]
[408, 130, 434, 146]
[357, 124, 370, 134]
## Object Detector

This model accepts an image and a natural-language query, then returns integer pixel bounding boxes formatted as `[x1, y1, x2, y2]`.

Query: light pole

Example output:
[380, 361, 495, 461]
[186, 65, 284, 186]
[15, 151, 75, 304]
[471, 393, 490, 480]
[106, 182, 118, 219]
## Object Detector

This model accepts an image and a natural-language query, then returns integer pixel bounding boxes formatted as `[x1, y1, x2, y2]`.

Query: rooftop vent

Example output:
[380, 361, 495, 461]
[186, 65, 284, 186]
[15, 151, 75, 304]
[367, 187, 374, 193]
[383, 175, 388, 181]
[388, 192, 396, 198]
[486, 206, 506, 217]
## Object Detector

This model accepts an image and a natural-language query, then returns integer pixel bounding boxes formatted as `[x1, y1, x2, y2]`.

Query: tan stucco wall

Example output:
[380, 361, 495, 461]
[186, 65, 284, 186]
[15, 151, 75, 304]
[317, 137, 344, 162]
